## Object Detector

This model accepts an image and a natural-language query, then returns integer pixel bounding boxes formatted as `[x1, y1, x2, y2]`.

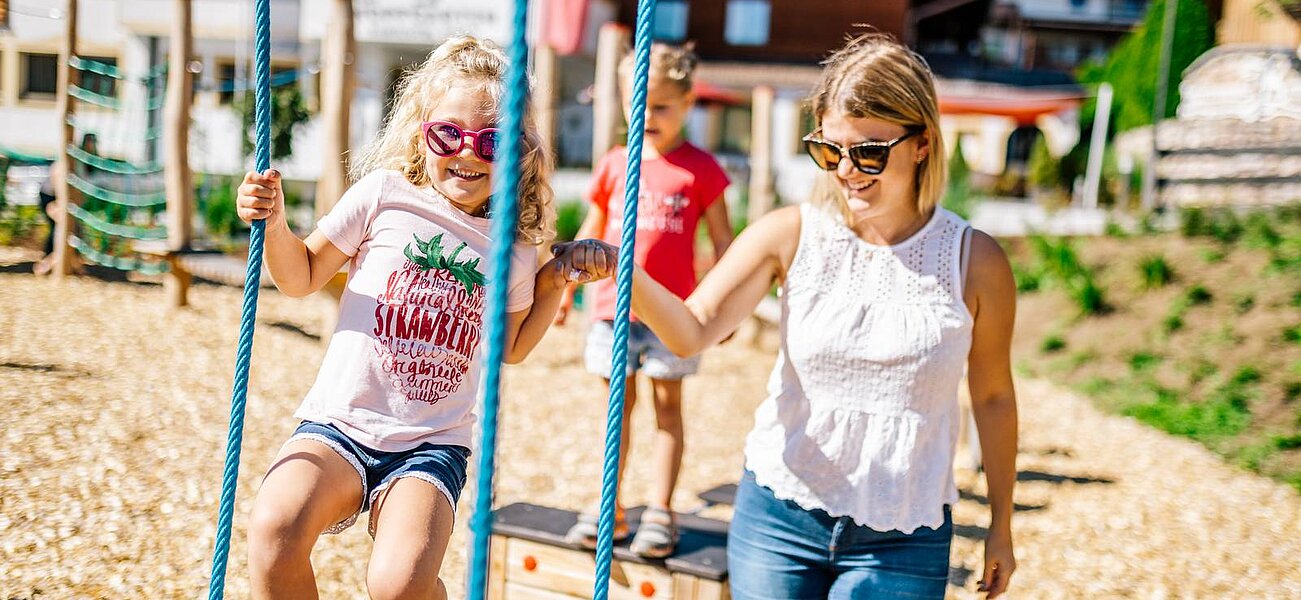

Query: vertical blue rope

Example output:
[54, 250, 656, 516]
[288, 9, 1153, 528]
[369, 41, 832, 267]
[465, 0, 530, 597]
[206, 0, 270, 597]
[593, 1, 655, 598]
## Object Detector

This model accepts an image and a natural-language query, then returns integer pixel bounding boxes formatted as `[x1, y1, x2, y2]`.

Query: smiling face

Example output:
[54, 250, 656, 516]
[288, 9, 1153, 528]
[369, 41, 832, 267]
[423, 86, 498, 217]
[622, 78, 694, 156]
[818, 110, 930, 218]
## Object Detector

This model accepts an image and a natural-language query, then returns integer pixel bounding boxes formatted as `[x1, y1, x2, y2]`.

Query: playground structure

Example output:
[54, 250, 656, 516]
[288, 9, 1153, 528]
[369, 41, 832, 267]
[24, 0, 354, 311]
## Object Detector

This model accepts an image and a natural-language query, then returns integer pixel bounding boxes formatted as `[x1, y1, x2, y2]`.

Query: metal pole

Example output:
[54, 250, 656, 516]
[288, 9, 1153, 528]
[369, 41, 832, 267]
[1083, 82, 1113, 210]
[1141, 0, 1179, 211]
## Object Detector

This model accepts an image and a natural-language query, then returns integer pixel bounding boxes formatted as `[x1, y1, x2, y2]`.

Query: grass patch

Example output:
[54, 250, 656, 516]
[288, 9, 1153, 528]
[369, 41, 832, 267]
[1138, 255, 1175, 289]
[1129, 351, 1162, 373]
[1284, 325, 1301, 345]
[1184, 284, 1213, 306]
[1040, 334, 1067, 353]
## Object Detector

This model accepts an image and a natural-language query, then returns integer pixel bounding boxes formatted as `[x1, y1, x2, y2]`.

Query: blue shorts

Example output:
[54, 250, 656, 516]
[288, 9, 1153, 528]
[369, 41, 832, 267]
[287, 421, 470, 536]
[584, 319, 700, 380]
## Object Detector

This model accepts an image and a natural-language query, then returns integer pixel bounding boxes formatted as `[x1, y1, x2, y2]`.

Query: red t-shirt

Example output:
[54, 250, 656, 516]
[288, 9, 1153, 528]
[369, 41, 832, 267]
[588, 142, 730, 321]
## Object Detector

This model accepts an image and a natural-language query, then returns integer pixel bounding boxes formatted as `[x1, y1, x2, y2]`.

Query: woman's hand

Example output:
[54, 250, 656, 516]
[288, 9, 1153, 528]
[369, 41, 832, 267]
[236, 169, 287, 230]
[546, 239, 618, 289]
[978, 526, 1016, 598]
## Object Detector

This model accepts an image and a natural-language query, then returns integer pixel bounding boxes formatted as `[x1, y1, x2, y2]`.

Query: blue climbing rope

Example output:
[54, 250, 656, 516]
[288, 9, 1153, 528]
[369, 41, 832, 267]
[592, 1, 655, 597]
[206, 0, 270, 597]
[465, 0, 532, 597]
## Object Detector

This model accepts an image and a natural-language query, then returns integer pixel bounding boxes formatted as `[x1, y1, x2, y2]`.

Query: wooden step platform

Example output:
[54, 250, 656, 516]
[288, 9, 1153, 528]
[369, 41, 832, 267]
[489, 503, 729, 599]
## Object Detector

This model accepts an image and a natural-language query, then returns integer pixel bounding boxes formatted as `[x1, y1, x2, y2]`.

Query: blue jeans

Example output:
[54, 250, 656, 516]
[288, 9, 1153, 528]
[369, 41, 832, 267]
[727, 471, 953, 599]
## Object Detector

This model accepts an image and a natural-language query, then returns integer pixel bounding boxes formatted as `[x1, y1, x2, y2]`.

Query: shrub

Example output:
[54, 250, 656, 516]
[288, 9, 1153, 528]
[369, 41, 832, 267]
[1138, 255, 1175, 289]
[1184, 284, 1213, 306]
[1284, 324, 1301, 345]
[1041, 334, 1067, 353]
[1129, 352, 1162, 372]
[554, 201, 587, 242]
[1070, 275, 1110, 316]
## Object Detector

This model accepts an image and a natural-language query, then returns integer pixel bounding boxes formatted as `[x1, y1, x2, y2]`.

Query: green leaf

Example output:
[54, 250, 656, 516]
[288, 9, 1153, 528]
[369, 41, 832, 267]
[447, 242, 467, 265]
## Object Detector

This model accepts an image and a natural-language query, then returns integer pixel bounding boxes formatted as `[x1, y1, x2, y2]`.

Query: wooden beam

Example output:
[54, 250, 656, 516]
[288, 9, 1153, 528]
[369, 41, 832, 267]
[163, 0, 193, 306]
[592, 23, 629, 162]
[746, 85, 775, 226]
[315, 0, 353, 220]
[51, 0, 77, 279]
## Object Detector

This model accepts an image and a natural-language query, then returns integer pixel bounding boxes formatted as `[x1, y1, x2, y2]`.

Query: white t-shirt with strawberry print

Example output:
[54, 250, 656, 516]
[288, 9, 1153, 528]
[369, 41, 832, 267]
[294, 169, 537, 452]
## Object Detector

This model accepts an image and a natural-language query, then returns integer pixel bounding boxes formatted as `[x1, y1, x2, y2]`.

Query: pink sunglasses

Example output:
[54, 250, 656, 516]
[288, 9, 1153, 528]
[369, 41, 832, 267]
[421, 121, 501, 162]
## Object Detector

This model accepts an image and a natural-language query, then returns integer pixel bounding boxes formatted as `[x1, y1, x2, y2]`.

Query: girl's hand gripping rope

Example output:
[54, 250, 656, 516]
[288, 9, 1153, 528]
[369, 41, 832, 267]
[236, 169, 287, 231]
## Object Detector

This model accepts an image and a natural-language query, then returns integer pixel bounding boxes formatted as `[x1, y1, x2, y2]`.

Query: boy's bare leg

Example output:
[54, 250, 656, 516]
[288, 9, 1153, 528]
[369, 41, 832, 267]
[648, 378, 684, 511]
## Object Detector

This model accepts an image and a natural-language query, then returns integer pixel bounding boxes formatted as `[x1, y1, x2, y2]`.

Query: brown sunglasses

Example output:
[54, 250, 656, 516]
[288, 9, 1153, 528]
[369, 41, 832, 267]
[802, 128, 923, 175]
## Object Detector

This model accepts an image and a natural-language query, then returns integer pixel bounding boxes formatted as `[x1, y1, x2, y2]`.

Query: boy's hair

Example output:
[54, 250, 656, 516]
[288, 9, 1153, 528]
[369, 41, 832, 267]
[351, 35, 555, 245]
[806, 33, 947, 221]
[617, 41, 699, 95]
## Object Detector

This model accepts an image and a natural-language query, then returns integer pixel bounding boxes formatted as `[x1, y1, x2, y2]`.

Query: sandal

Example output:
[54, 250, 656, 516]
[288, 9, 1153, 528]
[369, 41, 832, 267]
[630, 507, 679, 558]
[564, 505, 629, 549]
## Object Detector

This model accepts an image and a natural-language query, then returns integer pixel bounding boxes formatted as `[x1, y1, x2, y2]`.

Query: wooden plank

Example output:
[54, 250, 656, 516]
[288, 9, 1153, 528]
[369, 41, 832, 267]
[695, 579, 729, 600]
[504, 538, 677, 599]
[487, 535, 508, 600]
[672, 573, 698, 600]
[504, 582, 586, 600]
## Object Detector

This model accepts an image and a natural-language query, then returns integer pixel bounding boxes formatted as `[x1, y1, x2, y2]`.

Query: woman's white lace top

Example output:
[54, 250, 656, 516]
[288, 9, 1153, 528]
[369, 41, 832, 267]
[744, 203, 973, 533]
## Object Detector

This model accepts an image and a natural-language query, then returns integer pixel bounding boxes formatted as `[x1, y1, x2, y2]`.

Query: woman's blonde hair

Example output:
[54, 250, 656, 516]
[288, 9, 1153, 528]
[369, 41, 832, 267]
[806, 33, 947, 222]
[618, 41, 699, 95]
[350, 35, 555, 245]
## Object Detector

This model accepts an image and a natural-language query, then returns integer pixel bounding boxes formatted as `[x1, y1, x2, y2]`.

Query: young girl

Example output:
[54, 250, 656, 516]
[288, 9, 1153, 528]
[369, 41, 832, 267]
[594, 34, 1019, 598]
[556, 42, 733, 559]
[234, 36, 614, 599]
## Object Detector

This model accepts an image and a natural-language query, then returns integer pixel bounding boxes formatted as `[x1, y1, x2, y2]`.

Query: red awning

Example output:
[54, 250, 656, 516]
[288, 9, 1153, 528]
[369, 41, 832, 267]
[693, 81, 746, 106]
[938, 95, 1082, 126]
[544, 0, 590, 55]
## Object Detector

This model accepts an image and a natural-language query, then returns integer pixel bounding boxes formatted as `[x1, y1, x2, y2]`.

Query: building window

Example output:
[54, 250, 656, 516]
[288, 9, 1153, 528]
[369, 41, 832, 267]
[20, 52, 58, 100]
[79, 56, 119, 98]
[653, 0, 689, 42]
[724, 0, 770, 47]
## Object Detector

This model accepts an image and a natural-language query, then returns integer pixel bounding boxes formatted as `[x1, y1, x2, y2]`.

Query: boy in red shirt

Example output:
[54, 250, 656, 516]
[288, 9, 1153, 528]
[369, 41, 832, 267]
[556, 42, 732, 558]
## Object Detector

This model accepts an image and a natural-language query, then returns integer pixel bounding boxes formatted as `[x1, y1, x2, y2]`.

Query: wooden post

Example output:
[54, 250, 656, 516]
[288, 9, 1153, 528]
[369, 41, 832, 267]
[747, 85, 775, 225]
[163, 0, 194, 307]
[592, 23, 629, 161]
[51, 0, 77, 279]
[316, 0, 354, 345]
[315, 0, 354, 219]
[534, 42, 559, 160]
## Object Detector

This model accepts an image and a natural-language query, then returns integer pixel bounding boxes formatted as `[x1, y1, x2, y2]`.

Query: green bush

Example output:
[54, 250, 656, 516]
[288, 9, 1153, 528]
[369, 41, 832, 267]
[554, 201, 587, 242]
[943, 140, 976, 219]
[1284, 325, 1301, 345]
[1041, 334, 1067, 353]
[1026, 136, 1063, 201]
[1129, 352, 1162, 372]
[1012, 262, 1043, 293]
[203, 180, 246, 240]
[1184, 284, 1213, 306]
[1070, 275, 1110, 316]
[1138, 254, 1175, 289]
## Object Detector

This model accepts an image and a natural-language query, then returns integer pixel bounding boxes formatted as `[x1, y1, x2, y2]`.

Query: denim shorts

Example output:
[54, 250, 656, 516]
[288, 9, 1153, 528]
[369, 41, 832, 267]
[584, 319, 700, 380]
[727, 470, 953, 599]
[287, 421, 470, 536]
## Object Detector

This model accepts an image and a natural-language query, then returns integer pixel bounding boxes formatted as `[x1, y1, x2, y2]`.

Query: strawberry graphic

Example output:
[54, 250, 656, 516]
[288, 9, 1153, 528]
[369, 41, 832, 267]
[403, 233, 487, 294]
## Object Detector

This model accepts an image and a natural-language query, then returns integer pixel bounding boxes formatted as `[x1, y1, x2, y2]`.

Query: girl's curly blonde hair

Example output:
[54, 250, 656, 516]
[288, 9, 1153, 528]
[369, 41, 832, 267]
[806, 33, 947, 222]
[350, 35, 555, 245]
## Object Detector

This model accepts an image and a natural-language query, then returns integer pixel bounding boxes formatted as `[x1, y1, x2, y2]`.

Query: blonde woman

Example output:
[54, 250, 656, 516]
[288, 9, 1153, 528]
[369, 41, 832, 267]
[588, 34, 1019, 598]
[234, 36, 614, 599]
